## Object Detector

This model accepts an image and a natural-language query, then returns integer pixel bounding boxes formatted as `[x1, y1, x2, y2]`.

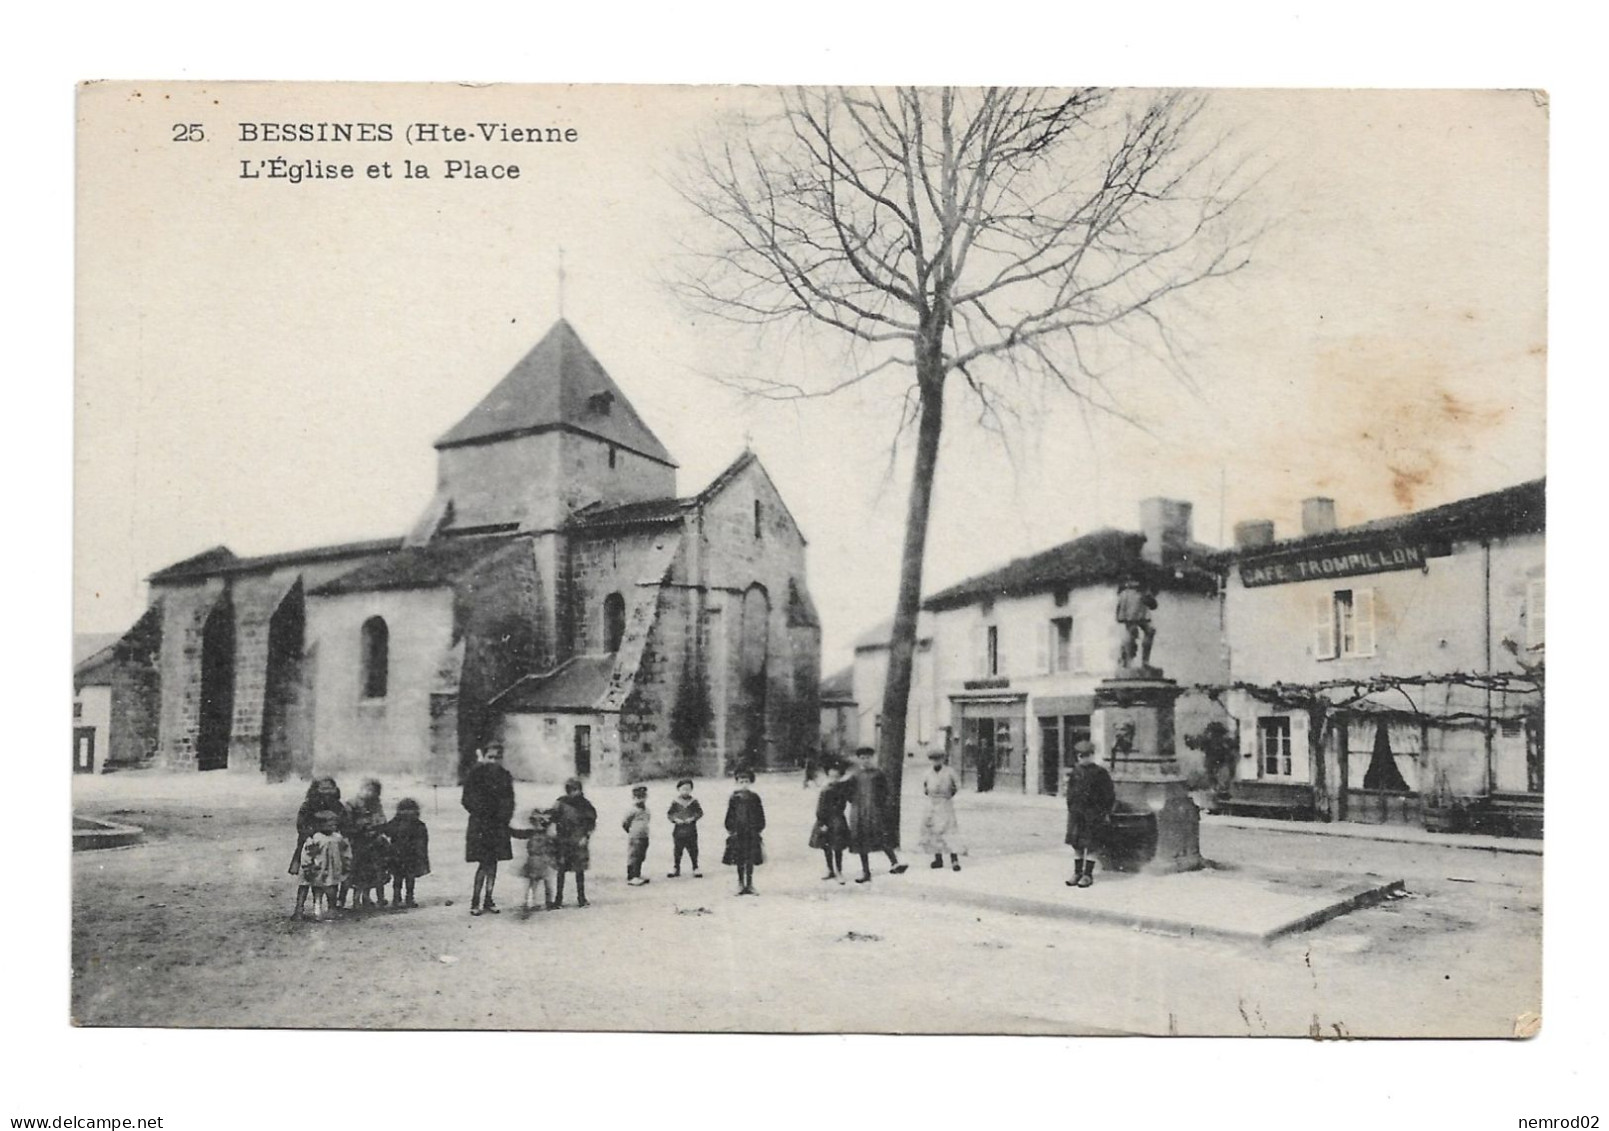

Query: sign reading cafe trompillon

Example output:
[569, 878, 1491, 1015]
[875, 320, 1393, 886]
[1238, 537, 1450, 589]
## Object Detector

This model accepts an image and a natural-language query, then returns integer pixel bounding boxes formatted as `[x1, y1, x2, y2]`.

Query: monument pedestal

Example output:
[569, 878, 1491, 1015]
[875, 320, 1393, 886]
[1094, 670, 1203, 875]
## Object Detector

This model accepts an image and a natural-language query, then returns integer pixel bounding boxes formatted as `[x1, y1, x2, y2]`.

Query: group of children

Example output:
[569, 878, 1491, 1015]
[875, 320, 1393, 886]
[288, 776, 431, 921]
[288, 739, 1117, 921]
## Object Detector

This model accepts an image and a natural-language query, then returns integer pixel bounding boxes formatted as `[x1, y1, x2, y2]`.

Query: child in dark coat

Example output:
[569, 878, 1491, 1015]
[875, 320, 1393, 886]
[1065, 741, 1116, 888]
[722, 769, 766, 896]
[383, 797, 430, 909]
[666, 778, 704, 878]
[343, 778, 391, 910]
[809, 760, 852, 883]
[552, 777, 597, 908]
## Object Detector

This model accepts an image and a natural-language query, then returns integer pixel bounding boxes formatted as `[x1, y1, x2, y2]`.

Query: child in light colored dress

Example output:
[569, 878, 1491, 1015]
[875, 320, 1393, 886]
[511, 807, 560, 915]
[300, 810, 352, 922]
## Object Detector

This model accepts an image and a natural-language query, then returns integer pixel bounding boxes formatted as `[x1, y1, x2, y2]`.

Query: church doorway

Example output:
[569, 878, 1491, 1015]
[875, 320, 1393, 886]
[197, 594, 235, 771]
[260, 582, 305, 782]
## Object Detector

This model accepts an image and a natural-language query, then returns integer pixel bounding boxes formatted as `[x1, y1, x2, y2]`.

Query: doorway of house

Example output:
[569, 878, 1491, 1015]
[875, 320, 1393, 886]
[574, 725, 592, 777]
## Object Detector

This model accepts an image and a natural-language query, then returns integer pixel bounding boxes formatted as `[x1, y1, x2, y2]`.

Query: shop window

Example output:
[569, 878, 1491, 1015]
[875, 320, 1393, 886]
[1314, 588, 1375, 660]
[360, 616, 389, 700]
[1257, 716, 1293, 777]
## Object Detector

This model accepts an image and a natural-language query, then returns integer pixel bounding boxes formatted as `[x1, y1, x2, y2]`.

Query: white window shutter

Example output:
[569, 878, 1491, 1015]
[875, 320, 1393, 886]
[1290, 713, 1311, 781]
[1353, 589, 1376, 657]
[1071, 620, 1085, 673]
[1036, 622, 1050, 674]
[1527, 578, 1545, 649]
[996, 629, 1009, 677]
[1313, 593, 1337, 659]
[971, 624, 986, 678]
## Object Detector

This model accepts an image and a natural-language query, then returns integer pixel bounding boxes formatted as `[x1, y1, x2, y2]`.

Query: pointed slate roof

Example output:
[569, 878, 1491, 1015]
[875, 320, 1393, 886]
[434, 319, 676, 466]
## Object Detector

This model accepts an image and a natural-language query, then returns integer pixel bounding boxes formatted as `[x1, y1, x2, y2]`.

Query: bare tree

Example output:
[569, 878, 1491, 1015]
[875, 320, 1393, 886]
[675, 87, 1253, 832]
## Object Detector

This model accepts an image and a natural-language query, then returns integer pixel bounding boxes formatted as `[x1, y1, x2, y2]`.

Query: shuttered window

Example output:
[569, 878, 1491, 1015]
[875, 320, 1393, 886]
[1317, 588, 1375, 659]
[1527, 577, 1545, 650]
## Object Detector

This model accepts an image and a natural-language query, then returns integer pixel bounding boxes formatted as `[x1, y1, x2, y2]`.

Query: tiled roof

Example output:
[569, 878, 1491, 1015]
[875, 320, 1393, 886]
[568, 496, 688, 531]
[149, 539, 400, 584]
[1224, 478, 1545, 561]
[434, 319, 675, 466]
[308, 535, 520, 596]
[922, 528, 1218, 611]
[489, 655, 618, 713]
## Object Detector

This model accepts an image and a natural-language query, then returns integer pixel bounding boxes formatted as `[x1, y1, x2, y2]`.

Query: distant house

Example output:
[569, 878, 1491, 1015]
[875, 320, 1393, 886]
[853, 499, 1229, 794]
[818, 665, 857, 762]
[851, 613, 939, 762]
[1219, 480, 1544, 833]
[72, 606, 162, 774]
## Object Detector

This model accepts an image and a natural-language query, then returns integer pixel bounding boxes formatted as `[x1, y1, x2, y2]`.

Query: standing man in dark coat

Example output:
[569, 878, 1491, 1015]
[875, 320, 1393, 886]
[847, 747, 909, 884]
[462, 744, 516, 915]
[1064, 740, 1116, 888]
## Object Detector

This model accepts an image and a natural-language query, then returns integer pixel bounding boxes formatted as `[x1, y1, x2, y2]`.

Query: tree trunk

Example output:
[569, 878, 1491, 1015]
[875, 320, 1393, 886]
[877, 372, 945, 847]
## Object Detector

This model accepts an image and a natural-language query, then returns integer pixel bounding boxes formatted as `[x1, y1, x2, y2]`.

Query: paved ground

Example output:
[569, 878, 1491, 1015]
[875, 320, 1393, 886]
[70, 769, 1542, 1036]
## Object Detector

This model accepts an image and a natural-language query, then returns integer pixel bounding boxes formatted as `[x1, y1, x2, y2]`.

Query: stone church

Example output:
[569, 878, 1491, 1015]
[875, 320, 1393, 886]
[122, 319, 822, 785]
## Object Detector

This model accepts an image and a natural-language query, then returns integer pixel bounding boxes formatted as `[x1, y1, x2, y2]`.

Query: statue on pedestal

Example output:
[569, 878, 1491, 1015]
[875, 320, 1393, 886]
[1116, 577, 1158, 670]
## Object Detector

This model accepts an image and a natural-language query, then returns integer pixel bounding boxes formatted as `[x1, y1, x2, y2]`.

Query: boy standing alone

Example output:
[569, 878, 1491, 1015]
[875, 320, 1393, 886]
[623, 784, 652, 886]
[666, 778, 704, 878]
[1065, 740, 1116, 888]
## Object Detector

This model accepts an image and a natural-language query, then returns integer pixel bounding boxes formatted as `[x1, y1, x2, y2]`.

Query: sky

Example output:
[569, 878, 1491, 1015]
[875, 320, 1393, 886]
[75, 85, 1547, 673]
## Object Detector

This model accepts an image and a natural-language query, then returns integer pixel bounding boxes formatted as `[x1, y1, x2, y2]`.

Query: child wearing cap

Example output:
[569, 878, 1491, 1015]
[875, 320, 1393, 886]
[722, 769, 766, 895]
[1065, 740, 1116, 888]
[666, 778, 704, 878]
[623, 785, 652, 886]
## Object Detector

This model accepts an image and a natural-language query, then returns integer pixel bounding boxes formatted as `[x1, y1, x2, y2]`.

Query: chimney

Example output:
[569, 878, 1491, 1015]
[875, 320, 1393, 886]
[1301, 497, 1338, 537]
[1234, 519, 1275, 550]
[1140, 497, 1193, 565]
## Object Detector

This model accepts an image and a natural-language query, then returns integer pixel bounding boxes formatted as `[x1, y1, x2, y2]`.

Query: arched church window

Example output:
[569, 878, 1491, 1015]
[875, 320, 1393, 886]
[360, 616, 389, 699]
[604, 592, 626, 653]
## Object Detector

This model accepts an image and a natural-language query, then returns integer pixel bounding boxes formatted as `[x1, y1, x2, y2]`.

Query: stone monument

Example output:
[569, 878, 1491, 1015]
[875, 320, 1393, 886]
[1094, 587, 1203, 874]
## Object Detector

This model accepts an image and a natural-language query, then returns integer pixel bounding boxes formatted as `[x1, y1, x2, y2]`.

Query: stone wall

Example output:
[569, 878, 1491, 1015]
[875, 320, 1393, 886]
[153, 578, 227, 770]
[433, 430, 675, 533]
[690, 459, 821, 773]
[454, 541, 547, 780]
[306, 587, 456, 779]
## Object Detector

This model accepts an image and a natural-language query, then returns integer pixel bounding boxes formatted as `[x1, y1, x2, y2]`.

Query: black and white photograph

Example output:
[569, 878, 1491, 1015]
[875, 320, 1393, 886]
[66, 80, 1554, 1044]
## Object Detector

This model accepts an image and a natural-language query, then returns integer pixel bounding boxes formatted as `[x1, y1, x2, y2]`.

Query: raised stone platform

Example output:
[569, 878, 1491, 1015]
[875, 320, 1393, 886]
[73, 815, 144, 851]
[881, 849, 1404, 943]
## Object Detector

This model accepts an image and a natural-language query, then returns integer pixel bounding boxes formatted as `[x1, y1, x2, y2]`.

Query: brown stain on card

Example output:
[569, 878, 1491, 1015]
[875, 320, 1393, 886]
[1320, 342, 1509, 513]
